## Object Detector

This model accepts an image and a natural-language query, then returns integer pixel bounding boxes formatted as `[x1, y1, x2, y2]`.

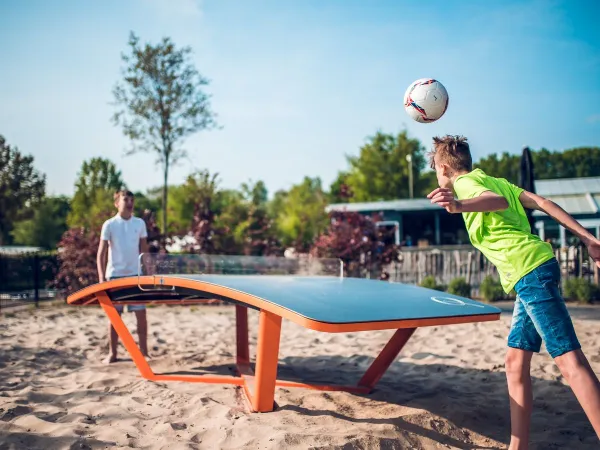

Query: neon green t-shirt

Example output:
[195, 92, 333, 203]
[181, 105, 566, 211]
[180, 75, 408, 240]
[453, 168, 555, 293]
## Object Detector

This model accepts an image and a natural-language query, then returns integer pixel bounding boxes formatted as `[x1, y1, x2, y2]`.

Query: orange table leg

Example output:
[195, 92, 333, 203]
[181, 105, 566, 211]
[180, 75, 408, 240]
[249, 310, 282, 412]
[358, 327, 416, 390]
[96, 291, 155, 379]
[236, 305, 250, 366]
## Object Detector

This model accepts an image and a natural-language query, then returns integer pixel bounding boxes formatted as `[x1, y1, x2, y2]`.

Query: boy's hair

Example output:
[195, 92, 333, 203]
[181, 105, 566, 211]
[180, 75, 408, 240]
[429, 135, 472, 172]
[114, 189, 134, 202]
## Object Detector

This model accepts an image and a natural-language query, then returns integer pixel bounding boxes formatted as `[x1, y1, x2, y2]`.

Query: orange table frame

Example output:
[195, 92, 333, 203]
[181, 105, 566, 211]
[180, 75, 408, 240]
[70, 277, 500, 413]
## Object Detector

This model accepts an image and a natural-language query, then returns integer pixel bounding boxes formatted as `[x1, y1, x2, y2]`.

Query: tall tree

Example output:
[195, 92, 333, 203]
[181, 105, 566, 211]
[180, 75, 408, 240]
[344, 130, 426, 202]
[11, 196, 70, 249]
[67, 157, 126, 228]
[475, 147, 600, 183]
[275, 177, 329, 251]
[112, 32, 218, 243]
[0, 135, 46, 245]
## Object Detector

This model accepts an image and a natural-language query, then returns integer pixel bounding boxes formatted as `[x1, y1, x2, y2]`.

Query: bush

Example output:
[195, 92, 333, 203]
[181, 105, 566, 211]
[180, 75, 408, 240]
[563, 278, 600, 304]
[447, 277, 472, 298]
[419, 275, 445, 291]
[480, 275, 505, 302]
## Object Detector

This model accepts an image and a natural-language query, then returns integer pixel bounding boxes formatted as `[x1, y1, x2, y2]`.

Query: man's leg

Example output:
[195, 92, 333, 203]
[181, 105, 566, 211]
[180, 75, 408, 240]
[134, 309, 149, 357]
[554, 349, 600, 438]
[105, 306, 123, 364]
[505, 348, 534, 450]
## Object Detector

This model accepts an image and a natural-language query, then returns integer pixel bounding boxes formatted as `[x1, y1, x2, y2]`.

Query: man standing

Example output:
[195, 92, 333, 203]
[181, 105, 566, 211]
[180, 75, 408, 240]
[97, 190, 149, 364]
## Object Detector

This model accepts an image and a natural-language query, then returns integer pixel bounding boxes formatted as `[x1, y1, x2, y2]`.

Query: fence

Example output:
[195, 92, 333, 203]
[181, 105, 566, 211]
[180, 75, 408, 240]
[385, 244, 599, 296]
[0, 252, 59, 310]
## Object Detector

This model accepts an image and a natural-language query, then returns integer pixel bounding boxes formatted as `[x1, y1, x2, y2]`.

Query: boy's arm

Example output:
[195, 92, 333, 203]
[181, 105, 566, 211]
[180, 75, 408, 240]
[519, 190, 600, 266]
[97, 240, 108, 283]
[428, 188, 508, 213]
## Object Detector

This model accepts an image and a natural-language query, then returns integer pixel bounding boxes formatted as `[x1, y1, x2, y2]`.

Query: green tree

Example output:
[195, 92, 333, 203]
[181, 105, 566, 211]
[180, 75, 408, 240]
[275, 177, 329, 251]
[11, 196, 70, 249]
[0, 135, 46, 245]
[328, 171, 351, 203]
[67, 157, 126, 228]
[344, 130, 426, 202]
[112, 32, 218, 242]
[475, 147, 600, 183]
[474, 152, 520, 184]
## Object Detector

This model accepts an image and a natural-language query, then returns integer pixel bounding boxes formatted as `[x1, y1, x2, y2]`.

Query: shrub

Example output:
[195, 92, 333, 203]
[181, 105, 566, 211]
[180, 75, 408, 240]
[563, 278, 600, 304]
[447, 277, 472, 298]
[419, 275, 445, 292]
[480, 275, 505, 302]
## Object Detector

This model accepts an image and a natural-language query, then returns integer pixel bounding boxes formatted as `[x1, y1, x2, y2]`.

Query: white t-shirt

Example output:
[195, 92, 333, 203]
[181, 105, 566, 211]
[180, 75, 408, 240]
[100, 214, 148, 278]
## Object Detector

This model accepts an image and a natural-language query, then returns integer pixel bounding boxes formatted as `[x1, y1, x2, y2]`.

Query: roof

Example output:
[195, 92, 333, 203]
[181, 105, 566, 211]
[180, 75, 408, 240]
[326, 176, 600, 216]
[325, 198, 438, 213]
[535, 177, 600, 196]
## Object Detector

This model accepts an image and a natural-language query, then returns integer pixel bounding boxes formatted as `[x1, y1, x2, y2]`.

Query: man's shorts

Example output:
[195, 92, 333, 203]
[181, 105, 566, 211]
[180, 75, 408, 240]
[508, 258, 580, 358]
[107, 276, 146, 313]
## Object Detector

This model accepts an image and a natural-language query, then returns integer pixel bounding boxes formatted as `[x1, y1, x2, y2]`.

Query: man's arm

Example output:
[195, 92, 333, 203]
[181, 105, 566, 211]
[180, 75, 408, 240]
[428, 188, 508, 213]
[97, 240, 109, 283]
[520, 190, 600, 266]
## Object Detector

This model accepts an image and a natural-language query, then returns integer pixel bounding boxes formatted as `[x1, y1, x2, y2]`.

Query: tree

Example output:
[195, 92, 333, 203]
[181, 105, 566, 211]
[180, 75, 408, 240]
[274, 177, 329, 251]
[11, 196, 70, 249]
[343, 130, 427, 202]
[311, 210, 399, 279]
[328, 171, 351, 203]
[236, 180, 281, 256]
[112, 32, 218, 243]
[475, 147, 600, 184]
[0, 135, 46, 245]
[67, 157, 126, 228]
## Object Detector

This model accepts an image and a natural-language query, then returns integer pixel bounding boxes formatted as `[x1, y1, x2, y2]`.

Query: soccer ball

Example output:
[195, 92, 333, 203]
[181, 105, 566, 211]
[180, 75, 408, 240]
[403, 78, 449, 123]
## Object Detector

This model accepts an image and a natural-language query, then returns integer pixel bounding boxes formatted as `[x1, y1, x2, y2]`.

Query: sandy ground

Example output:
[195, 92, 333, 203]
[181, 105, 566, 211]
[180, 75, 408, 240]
[1, 301, 599, 449]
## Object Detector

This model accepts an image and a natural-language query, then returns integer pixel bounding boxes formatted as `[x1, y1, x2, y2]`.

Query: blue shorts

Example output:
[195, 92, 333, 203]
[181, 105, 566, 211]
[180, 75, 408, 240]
[107, 276, 146, 313]
[508, 259, 580, 358]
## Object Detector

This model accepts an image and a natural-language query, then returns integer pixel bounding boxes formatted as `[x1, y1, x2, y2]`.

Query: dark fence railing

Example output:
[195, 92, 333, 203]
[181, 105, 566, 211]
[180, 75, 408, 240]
[0, 252, 59, 310]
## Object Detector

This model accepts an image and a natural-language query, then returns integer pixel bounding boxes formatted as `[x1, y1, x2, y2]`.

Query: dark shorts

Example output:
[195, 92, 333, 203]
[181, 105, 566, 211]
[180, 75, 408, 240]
[508, 259, 580, 358]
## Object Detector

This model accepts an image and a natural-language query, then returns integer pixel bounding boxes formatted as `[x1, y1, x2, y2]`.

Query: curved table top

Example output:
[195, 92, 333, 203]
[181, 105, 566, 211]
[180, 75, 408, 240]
[67, 275, 501, 332]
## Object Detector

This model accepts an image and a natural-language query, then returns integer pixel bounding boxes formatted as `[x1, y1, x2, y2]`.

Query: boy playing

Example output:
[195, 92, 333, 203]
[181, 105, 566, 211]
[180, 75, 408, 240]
[97, 190, 150, 364]
[427, 135, 600, 449]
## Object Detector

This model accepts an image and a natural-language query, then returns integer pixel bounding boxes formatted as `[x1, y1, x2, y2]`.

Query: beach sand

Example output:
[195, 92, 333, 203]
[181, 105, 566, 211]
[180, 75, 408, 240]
[1, 301, 599, 449]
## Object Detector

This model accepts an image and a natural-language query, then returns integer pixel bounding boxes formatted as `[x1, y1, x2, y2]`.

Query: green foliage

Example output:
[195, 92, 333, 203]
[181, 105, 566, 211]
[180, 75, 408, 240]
[67, 157, 125, 228]
[273, 177, 329, 251]
[328, 171, 351, 203]
[475, 147, 600, 184]
[479, 275, 505, 302]
[343, 130, 427, 202]
[11, 196, 70, 249]
[0, 135, 46, 245]
[112, 32, 218, 237]
[447, 277, 472, 298]
[563, 278, 600, 304]
[419, 275, 445, 291]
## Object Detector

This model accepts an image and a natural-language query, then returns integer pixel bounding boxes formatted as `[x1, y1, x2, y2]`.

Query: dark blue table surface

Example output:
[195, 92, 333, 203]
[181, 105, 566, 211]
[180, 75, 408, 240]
[166, 275, 501, 324]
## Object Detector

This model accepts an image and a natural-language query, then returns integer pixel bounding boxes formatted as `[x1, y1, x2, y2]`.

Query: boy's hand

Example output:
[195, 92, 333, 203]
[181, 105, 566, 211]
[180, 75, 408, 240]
[428, 188, 461, 213]
[587, 239, 600, 268]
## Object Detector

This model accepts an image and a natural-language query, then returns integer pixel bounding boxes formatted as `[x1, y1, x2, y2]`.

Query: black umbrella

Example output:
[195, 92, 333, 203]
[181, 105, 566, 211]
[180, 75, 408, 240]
[519, 146, 536, 232]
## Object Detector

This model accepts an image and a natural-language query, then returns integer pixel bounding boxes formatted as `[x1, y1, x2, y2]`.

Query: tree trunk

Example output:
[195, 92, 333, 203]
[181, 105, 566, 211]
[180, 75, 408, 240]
[162, 157, 169, 249]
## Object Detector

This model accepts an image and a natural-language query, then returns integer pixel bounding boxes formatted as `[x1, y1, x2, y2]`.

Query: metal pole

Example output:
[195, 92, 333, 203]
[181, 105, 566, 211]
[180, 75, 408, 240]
[406, 154, 413, 199]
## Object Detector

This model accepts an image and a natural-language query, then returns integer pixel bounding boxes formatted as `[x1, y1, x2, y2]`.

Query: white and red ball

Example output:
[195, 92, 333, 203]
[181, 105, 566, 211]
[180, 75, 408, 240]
[403, 78, 449, 123]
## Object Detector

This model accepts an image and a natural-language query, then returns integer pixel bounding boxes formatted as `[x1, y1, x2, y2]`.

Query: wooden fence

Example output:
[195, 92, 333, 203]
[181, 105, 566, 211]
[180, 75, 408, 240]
[384, 245, 599, 292]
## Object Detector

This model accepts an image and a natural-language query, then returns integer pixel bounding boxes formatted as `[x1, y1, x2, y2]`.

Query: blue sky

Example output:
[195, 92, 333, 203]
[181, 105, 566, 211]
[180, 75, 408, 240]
[1, 0, 599, 198]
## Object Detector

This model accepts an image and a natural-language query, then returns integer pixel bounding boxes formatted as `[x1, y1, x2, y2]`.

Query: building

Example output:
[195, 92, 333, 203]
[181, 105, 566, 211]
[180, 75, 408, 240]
[325, 176, 600, 248]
